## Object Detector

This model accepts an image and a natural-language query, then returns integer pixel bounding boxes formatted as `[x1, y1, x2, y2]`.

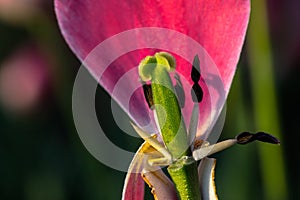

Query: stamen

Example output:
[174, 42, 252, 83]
[192, 131, 280, 161]
[191, 83, 203, 103]
[142, 82, 154, 109]
[174, 73, 185, 108]
[148, 157, 173, 167]
[188, 55, 203, 146]
[190, 55, 203, 103]
[191, 55, 201, 83]
[236, 132, 280, 145]
[192, 139, 237, 161]
[188, 103, 199, 146]
[130, 122, 173, 165]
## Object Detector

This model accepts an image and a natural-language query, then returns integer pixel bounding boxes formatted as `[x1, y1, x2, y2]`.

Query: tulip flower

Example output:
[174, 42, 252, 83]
[55, 0, 280, 199]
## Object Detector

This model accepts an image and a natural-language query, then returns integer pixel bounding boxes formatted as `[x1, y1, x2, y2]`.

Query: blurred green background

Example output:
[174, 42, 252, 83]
[0, 0, 299, 200]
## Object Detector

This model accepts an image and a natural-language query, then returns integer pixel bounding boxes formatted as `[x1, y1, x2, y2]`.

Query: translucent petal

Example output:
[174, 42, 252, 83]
[142, 169, 178, 200]
[122, 139, 176, 200]
[55, 0, 250, 137]
[198, 157, 218, 200]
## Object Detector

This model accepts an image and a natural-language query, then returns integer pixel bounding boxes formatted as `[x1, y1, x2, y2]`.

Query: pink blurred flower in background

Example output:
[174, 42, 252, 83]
[0, 0, 49, 24]
[0, 44, 50, 114]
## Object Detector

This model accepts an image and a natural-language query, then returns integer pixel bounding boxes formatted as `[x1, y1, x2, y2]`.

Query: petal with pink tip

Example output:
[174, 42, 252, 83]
[55, 0, 250, 138]
[142, 169, 178, 200]
[122, 171, 144, 200]
[122, 142, 146, 200]
[122, 138, 172, 200]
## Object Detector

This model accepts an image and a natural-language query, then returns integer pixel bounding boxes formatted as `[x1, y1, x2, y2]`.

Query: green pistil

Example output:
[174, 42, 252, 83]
[139, 52, 188, 159]
[139, 52, 201, 200]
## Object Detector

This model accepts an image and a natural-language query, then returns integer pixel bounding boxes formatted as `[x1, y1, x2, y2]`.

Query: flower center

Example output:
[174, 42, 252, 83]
[138, 52, 203, 160]
[136, 52, 280, 166]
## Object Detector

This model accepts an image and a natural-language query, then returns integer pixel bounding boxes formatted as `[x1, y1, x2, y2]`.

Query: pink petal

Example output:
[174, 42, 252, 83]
[122, 172, 145, 200]
[142, 169, 178, 200]
[122, 137, 177, 200]
[122, 143, 146, 200]
[55, 0, 250, 136]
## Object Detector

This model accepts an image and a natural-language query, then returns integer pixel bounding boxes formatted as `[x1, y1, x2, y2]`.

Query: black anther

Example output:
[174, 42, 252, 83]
[174, 74, 185, 108]
[142, 83, 154, 109]
[191, 55, 201, 83]
[191, 83, 203, 103]
[236, 132, 280, 145]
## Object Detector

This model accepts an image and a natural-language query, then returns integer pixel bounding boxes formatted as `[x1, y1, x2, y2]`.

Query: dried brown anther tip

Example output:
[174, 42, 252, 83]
[236, 131, 280, 145]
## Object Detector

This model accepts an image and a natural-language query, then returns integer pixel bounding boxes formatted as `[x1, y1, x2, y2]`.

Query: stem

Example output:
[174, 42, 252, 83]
[168, 162, 201, 200]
